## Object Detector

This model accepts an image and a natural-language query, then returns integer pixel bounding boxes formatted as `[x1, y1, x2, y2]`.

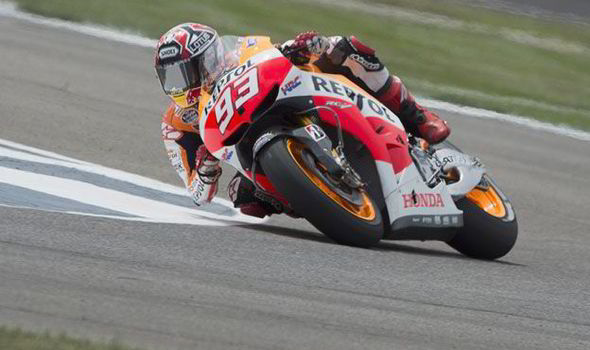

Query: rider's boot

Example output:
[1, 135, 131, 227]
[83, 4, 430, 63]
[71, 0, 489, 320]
[228, 173, 281, 218]
[376, 76, 450, 144]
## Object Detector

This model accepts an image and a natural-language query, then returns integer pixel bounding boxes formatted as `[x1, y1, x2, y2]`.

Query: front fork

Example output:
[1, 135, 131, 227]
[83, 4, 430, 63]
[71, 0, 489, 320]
[251, 112, 363, 193]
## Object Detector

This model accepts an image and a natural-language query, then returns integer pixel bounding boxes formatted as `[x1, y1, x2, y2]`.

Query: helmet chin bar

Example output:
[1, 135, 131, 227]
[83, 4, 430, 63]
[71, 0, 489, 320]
[170, 87, 201, 109]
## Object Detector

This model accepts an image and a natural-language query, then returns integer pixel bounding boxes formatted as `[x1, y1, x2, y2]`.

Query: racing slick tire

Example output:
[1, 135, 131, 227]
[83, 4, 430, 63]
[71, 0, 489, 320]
[448, 181, 518, 260]
[259, 138, 384, 248]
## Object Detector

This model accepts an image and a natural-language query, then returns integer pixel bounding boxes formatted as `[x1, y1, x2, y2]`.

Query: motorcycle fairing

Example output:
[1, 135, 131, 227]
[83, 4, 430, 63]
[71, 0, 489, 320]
[278, 70, 406, 131]
[274, 67, 409, 165]
[432, 148, 486, 197]
[274, 66, 463, 229]
[199, 42, 464, 231]
[389, 163, 463, 230]
[236, 36, 276, 65]
[199, 47, 291, 155]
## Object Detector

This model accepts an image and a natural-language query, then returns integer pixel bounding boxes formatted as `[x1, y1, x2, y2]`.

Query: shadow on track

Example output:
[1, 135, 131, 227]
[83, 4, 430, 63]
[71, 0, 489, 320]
[377, 241, 525, 266]
[240, 223, 525, 265]
[239, 223, 331, 244]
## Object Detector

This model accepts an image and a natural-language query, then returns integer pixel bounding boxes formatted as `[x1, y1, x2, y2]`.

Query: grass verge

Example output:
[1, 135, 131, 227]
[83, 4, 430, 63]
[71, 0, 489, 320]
[0, 326, 140, 350]
[10, 0, 590, 130]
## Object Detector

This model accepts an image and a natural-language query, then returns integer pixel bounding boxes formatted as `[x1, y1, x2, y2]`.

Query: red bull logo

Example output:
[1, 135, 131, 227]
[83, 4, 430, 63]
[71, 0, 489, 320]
[186, 88, 201, 106]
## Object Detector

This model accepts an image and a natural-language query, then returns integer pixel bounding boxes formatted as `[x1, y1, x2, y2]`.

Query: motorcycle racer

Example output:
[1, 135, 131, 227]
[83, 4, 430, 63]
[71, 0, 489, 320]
[155, 23, 450, 217]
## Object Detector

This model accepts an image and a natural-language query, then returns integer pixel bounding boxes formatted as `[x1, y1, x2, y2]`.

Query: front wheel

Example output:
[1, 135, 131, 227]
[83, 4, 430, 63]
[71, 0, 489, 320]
[448, 176, 518, 260]
[259, 138, 384, 247]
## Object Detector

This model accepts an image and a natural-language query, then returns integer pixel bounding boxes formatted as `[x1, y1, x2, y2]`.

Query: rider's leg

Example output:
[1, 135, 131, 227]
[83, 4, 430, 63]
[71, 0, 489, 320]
[317, 36, 450, 144]
[376, 75, 450, 144]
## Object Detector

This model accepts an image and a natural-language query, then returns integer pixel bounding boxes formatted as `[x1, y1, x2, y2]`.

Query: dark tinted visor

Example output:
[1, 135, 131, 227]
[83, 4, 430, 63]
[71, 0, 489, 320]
[156, 59, 200, 95]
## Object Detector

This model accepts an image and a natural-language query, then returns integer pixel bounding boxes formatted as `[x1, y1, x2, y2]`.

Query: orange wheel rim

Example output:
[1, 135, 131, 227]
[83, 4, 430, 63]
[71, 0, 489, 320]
[466, 184, 506, 218]
[286, 139, 376, 221]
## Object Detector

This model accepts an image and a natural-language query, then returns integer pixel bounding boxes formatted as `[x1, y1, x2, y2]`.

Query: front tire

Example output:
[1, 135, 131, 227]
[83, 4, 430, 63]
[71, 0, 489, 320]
[259, 138, 384, 247]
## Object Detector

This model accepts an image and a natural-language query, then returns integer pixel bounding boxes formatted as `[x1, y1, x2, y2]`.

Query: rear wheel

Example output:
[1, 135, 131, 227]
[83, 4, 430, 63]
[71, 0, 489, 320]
[448, 177, 518, 260]
[259, 138, 384, 247]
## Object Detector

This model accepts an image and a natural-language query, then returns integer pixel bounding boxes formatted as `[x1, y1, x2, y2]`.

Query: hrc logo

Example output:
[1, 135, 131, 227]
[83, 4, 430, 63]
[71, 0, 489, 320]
[281, 76, 302, 95]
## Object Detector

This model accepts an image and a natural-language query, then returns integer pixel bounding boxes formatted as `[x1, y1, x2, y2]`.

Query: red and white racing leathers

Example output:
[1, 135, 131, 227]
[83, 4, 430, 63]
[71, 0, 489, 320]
[161, 34, 449, 211]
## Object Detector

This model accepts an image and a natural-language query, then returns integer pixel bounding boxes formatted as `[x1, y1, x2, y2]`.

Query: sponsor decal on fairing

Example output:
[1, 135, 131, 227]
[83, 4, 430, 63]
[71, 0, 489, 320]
[281, 75, 302, 95]
[306, 75, 403, 129]
[211, 67, 260, 134]
[304, 124, 327, 142]
[385, 163, 463, 227]
[203, 49, 284, 116]
[201, 50, 287, 139]
[325, 100, 353, 109]
[418, 215, 459, 225]
[402, 191, 445, 208]
[246, 38, 257, 48]
[221, 147, 234, 161]
[203, 60, 255, 117]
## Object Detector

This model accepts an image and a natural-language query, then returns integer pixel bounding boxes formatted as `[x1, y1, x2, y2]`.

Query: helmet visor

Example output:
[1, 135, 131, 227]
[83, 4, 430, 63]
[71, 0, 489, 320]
[156, 59, 200, 95]
[198, 36, 226, 90]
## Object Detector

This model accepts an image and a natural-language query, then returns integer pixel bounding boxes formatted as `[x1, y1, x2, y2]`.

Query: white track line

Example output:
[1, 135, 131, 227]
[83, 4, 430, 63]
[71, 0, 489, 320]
[422, 99, 590, 142]
[1, 1, 588, 142]
[0, 139, 265, 225]
[0, 167, 226, 226]
[0, 138, 186, 197]
[0, 140, 239, 215]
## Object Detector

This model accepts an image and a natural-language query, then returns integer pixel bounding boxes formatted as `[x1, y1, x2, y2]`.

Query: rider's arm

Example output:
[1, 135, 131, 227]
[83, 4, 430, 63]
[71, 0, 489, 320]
[280, 33, 390, 97]
[161, 104, 220, 206]
[276, 32, 333, 65]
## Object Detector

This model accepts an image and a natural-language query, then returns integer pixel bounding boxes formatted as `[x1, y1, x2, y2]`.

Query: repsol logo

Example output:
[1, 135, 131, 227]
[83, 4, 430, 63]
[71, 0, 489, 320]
[311, 76, 397, 122]
[204, 60, 254, 116]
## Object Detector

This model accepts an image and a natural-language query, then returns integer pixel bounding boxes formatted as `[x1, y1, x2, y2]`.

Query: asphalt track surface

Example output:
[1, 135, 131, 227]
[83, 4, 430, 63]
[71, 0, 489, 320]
[1, 16, 589, 350]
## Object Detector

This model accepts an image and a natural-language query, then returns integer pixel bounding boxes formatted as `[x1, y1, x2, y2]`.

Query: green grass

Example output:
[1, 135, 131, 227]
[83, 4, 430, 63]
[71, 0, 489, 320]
[0, 326, 140, 350]
[12, 0, 590, 130]
[374, 0, 590, 46]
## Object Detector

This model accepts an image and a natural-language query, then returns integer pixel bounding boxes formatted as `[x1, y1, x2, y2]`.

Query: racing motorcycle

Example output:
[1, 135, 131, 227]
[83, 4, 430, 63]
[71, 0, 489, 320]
[199, 37, 518, 260]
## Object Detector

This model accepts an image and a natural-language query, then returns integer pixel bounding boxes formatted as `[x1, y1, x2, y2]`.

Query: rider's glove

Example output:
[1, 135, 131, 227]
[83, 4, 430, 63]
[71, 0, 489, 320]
[294, 31, 330, 56]
[196, 144, 222, 185]
[285, 31, 330, 64]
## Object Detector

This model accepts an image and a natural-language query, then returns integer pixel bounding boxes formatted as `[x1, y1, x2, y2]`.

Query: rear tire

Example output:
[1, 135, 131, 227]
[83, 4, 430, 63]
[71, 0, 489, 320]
[448, 185, 518, 260]
[259, 138, 384, 247]
[435, 142, 518, 260]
